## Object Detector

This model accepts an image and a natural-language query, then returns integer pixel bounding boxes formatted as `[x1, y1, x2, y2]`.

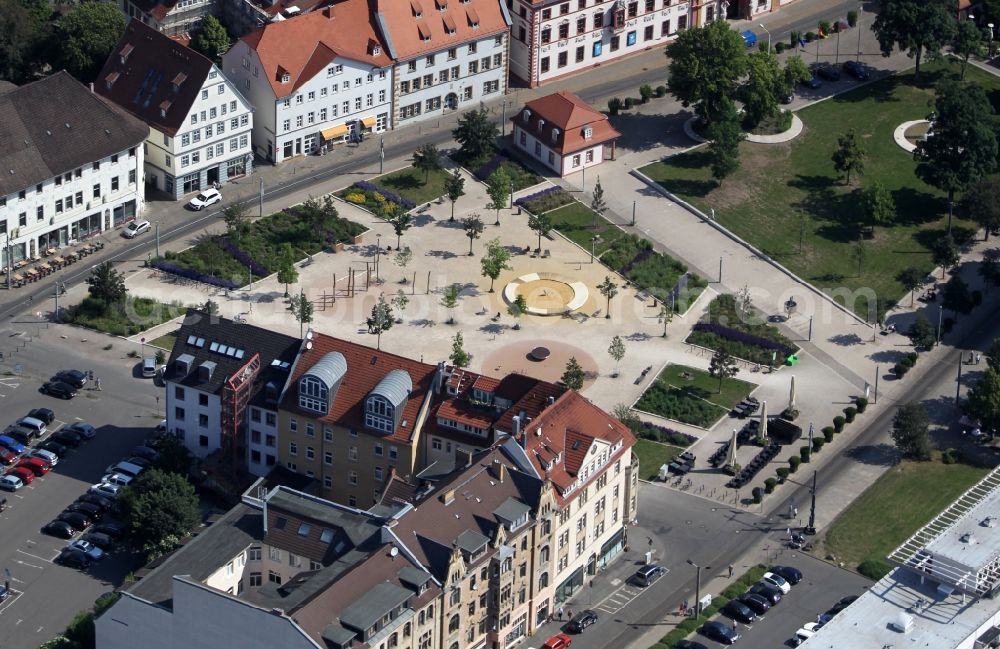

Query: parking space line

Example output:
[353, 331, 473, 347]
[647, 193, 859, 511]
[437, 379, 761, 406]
[15, 549, 54, 564]
[0, 589, 23, 615]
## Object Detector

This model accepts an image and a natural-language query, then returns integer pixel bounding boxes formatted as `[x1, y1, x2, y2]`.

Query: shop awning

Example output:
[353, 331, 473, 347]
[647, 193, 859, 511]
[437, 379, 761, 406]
[361, 116, 376, 128]
[321, 124, 348, 139]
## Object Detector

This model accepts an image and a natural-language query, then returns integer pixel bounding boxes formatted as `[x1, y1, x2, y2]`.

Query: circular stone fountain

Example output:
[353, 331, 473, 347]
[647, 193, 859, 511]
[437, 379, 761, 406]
[503, 272, 589, 316]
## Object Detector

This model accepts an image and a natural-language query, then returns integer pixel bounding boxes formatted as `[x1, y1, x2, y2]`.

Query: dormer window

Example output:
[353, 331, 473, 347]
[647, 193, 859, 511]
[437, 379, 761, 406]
[299, 375, 329, 413]
[281, 73, 290, 83]
[523, 109, 532, 121]
[119, 44, 134, 65]
[372, 45, 381, 56]
[583, 126, 593, 139]
[365, 394, 395, 433]
[551, 127, 560, 142]
[537, 118, 545, 132]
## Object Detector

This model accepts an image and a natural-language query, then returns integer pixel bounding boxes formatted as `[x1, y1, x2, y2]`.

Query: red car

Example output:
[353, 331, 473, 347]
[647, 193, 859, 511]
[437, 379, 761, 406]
[542, 634, 572, 649]
[16, 457, 49, 476]
[0, 447, 15, 466]
[7, 466, 34, 484]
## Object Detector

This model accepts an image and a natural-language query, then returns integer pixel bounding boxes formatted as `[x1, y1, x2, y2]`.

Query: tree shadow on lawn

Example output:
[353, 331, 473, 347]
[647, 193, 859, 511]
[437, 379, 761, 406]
[660, 178, 717, 199]
[379, 173, 421, 191]
[890, 187, 947, 227]
[912, 227, 951, 253]
[660, 148, 714, 171]
[827, 73, 904, 105]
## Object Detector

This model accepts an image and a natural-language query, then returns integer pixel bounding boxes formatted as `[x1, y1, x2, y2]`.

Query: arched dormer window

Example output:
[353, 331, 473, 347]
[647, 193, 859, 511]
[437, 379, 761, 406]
[365, 394, 395, 433]
[299, 375, 329, 413]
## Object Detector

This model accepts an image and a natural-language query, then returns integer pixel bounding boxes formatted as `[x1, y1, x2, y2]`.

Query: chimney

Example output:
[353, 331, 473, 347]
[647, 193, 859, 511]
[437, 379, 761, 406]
[455, 447, 473, 469]
[323, 5, 333, 18]
[491, 459, 506, 483]
[89, 82, 94, 93]
[512, 415, 521, 437]
[434, 361, 446, 393]
[440, 489, 456, 505]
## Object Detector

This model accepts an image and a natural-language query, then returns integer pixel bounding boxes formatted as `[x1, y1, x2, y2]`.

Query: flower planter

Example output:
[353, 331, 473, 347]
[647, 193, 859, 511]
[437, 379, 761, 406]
[352, 234, 364, 244]
[335, 242, 346, 252]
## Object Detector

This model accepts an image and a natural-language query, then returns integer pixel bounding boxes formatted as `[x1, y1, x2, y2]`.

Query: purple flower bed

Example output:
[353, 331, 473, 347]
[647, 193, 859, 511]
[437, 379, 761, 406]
[352, 181, 417, 209]
[635, 421, 697, 446]
[474, 153, 508, 181]
[515, 186, 562, 207]
[692, 322, 795, 356]
[220, 237, 268, 277]
[153, 261, 240, 290]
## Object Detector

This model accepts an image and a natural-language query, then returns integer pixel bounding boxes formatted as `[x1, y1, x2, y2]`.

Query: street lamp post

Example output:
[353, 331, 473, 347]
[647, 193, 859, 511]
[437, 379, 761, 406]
[758, 23, 771, 51]
[957, 352, 964, 405]
[874, 365, 879, 404]
[631, 200, 636, 227]
[509, 180, 514, 209]
[686, 559, 710, 617]
[804, 471, 818, 535]
[937, 305, 944, 345]
[856, 5, 863, 63]
[375, 233, 382, 281]
[835, 25, 842, 65]
[590, 236, 598, 263]
[989, 23, 995, 57]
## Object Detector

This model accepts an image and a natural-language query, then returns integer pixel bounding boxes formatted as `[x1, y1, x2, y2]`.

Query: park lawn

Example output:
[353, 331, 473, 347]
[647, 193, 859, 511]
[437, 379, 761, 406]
[374, 165, 454, 205]
[638, 59, 1000, 318]
[823, 458, 989, 578]
[547, 202, 625, 253]
[635, 363, 755, 428]
[633, 438, 685, 480]
[149, 330, 179, 350]
[64, 296, 185, 337]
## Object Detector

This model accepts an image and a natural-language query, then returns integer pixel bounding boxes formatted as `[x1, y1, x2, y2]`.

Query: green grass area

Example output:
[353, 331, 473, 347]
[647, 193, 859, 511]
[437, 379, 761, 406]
[823, 458, 989, 579]
[633, 439, 685, 480]
[547, 202, 624, 252]
[451, 147, 543, 192]
[638, 59, 1000, 318]
[63, 296, 184, 336]
[374, 165, 454, 205]
[686, 294, 799, 365]
[148, 330, 178, 351]
[635, 363, 755, 428]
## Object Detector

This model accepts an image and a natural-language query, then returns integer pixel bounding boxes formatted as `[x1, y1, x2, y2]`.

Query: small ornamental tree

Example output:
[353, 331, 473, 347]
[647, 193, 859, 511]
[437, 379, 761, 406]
[394, 246, 413, 283]
[412, 143, 442, 184]
[462, 214, 484, 255]
[287, 290, 314, 337]
[561, 357, 585, 390]
[891, 402, 932, 460]
[932, 233, 960, 278]
[591, 178, 608, 229]
[832, 129, 867, 185]
[367, 293, 394, 350]
[507, 294, 528, 329]
[608, 335, 626, 377]
[444, 169, 466, 221]
[485, 167, 510, 226]
[222, 202, 250, 240]
[897, 266, 925, 306]
[709, 348, 738, 393]
[597, 276, 619, 319]
[450, 332, 470, 368]
[528, 213, 553, 252]
[480, 238, 512, 292]
[657, 303, 674, 337]
[440, 284, 460, 324]
[390, 208, 413, 249]
[276, 243, 298, 297]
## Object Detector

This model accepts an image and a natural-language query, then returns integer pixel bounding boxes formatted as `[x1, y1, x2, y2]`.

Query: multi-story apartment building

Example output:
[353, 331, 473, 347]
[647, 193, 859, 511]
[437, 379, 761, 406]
[118, 0, 215, 36]
[97, 20, 255, 200]
[0, 72, 148, 265]
[222, 4, 393, 164]
[374, 0, 511, 126]
[162, 310, 300, 474]
[508, 0, 724, 87]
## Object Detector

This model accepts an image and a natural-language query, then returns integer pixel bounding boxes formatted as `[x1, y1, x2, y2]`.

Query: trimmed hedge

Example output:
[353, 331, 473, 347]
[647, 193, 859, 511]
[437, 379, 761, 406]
[855, 397, 868, 412]
[789, 455, 801, 472]
[152, 261, 240, 289]
[833, 416, 846, 432]
[812, 437, 825, 452]
[844, 406, 857, 423]
[691, 322, 795, 356]
[822, 426, 835, 442]
[800, 446, 811, 462]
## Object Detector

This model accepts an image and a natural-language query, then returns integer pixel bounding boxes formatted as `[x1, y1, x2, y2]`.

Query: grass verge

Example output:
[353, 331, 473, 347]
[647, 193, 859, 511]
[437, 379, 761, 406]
[148, 330, 179, 350]
[635, 363, 755, 427]
[374, 165, 455, 205]
[633, 439, 685, 480]
[63, 297, 185, 336]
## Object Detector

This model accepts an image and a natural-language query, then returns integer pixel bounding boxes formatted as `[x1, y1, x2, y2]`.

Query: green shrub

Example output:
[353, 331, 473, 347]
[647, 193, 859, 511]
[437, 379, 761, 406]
[624, 97, 636, 109]
[900, 356, 914, 369]
[789, 455, 801, 472]
[608, 97, 623, 115]
[759, 41, 770, 53]
[639, 84, 654, 102]
[723, 463, 741, 476]
[844, 406, 857, 423]
[941, 448, 959, 464]
[855, 397, 868, 413]
[764, 477, 777, 493]
[894, 362, 909, 377]
[819, 20, 831, 35]
[822, 426, 835, 442]
[812, 437, 825, 452]
[858, 558, 892, 580]
[805, 31, 817, 42]
[782, 407, 799, 421]
[776, 467, 790, 481]
[789, 30, 800, 46]
[847, 9, 858, 27]
[800, 446, 811, 462]
[833, 416, 846, 432]
[155, 349, 166, 365]
[775, 42, 786, 53]
[655, 85, 667, 97]
[752, 486, 763, 503]
[973, 290, 983, 306]
[906, 351, 918, 364]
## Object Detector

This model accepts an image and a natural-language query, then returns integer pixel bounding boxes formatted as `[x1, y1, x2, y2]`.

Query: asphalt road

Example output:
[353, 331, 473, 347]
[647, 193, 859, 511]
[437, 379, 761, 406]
[0, 324, 161, 649]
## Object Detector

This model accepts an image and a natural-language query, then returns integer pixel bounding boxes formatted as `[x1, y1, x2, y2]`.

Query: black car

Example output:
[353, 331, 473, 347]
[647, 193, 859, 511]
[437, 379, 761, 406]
[51, 430, 83, 447]
[82, 532, 115, 551]
[132, 446, 160, 462]
[4, 429, 32, 446]
[827, 594, 860, 616]
[842, 60, 870, 80]
[91, 522, 126, 540]
[39, 440, 69, 456]
[54, 370, 88, 389]
[27, 408, 56, 425]
[42, 520, 76, 539]
[748, 582, 783, 605]
[55, 548, 90, 569]
[721, 599, 757, 624]
[700, 620, 739, 645]
[65, 502, 103, 519]
[773, 565, 803, 585]
[77, 493, 113, 511]
[799, 75, 822, 90]
[815, 64, 841, 81]
[566, 609, 599, 633]
[41, 382, 76, 399]
[738, 592, 772, 615]
[779, 89, 794, 104]
[57, 511, 93, 531]
[673, 641, 708, 649]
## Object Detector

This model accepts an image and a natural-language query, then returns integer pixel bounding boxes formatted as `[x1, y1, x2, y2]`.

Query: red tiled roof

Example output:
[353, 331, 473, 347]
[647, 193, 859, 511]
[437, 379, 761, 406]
[472, 374, 499, 392]
[494, 380, 566, 432]
[281, 333, 437, 444]
[436, 399, 493, 429]
[375, 0, 509, 60]
[513, 90, 621, 156]
[240, 3, 392, 99]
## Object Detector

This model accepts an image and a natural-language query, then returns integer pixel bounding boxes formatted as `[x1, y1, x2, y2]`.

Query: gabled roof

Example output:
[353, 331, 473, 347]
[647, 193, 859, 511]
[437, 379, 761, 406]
[95, 19, 214, 136]
[0, 71, 149, 197]
[514, 90, 621, 156]
[127, 0, 179, 22]
[374, 0, 510, 61]
[239, 3, 392, 99]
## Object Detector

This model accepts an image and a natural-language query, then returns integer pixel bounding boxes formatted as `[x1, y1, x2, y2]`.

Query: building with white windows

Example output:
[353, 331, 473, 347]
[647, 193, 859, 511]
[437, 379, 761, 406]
[222, 4, 393, 164]
[0, 72, 148, 265]
[118, 0, 215, 36]
[512, 90, 619, 176]
[509, 0, 725, 87]
[373, 0, 511, 125]
[96, 20, 255, 200]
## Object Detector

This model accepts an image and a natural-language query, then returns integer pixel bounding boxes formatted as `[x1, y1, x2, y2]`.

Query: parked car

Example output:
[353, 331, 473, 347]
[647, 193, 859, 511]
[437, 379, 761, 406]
[632, 564, 667, 587]
[101, 473, 133, 487]
[124, 456, 152, 469]
[748, 582, 783, 605]
[700, 620, 739, 645]
[541, 633, 572, 649]
[76, 493, 113, 511]
[827, 594, 859, 616]
[793, 622, 823, 646]
[0, 583, 8, 602]
[0, 435, 26, 455]
[842, 60, 870, 80]
[761, 571, 792, 594]
[0, 447, 15, 466]
[57, 511, 93, 531]
[42, 520, 76, 539]
[82, 532, 115, 551]
[26, 448, 58, 467]
[0, 474, 23, 491]
[89, 483, 121, 499]
[28, 407, 56, 425]
[91, 522, 126, 539]
[65, 501, 103, 519]
[55, 548, 90, 569]
[3, 428, 32, 446]
[566, 609, 599, 633]
[41, 381, 77, 399]
[738, 592, 772, 615]
[7, 466, 35, 485]
[187, 188, 222, 211]
[17, 416, 47, 437]
[64, 422, 97, 439]
[722, 599, 757, 624]
[123, 219, 151, 238]
[772, 565, 803, 585]
[15, 457, 49, 476]
[799, 75, 822, 90]
[51, 430, 84, 447]
[815, 64, 841, 81]
[68, 539, 105, 561]
[132, 446, 160, 462]
[38, 440, 68, 457]
[54, 370, 87, 389]
[142, 357, 157, 378]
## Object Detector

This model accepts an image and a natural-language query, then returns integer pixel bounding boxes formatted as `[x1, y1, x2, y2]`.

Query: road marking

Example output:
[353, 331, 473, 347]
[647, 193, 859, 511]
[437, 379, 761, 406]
[0, 589, 23, 615]
[14, 559, 45, 570]
[16, 549, 53, 564]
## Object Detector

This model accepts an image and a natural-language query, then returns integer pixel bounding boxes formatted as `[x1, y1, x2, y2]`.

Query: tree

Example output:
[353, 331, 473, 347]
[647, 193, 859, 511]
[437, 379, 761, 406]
[907, 314, 936, 350]
[561, 357, 585, 390]
[608, 335, 626, 377]
[872, 0, 957, 82]
[942, 274, 973, 316]
[988, 338, 1000, 370]
[462, 214, 484, 255]
[449, 332, 470, 368]
[56, 1, 126, 82]
[914, 80, 998, 232]
[952, 17, 985, 79]
[860, 180, 895, 228]
[932, 232, 961, 277]
[394, 246, 412, 283]
[203, 299, 219, 316]
[665, 20, 749, 124]
[453, 107, 498, 163]
[597, 276, 618, 319]
[480, 237, 512, 292]
[87, 261, 126, 307]
[485, 167, 510, 226]
[852, 236, 867, 277]
[897, 266, 925, 306]
[367, 293, 394, 349]
[115, 469, 200, 557]
[709, 348, 738, 393]
[961, 178, 1000, 240]
[611, 403, 642, 431]
[412, 143, 442, 184]
[276, 243, 298, 296]
[980, 254, 1000, 292]
[190, 15, 230, 63]
[657, 303, 674, 337]
[0, 0, 51, 83]
[965, 367, 1000, 432]
[444, 169, 465, 221]
[742, 50, 782, 128]
[387, 205, 413, 249]
[706, 99, 744, 183]
[222, 202, 250, 240]
[391, 289, 409, 322]
[287, 290, 314, 337]
[832, 129, 867, 185]
[528, 213, 552, 252]
[152, 435, 193, 477]
[440, 284, 460, 323]
[736, 284, 754, 321]
[782, 55, 811, 93]
[507, 293, 528, 329]
[590, 178, 607, 229]
[890, 402, 932, 460]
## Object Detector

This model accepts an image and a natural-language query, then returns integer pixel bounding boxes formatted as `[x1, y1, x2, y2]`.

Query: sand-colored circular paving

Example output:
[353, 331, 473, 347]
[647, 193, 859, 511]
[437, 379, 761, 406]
[480, 339, 599, 388]
[503, 272, 588, 316]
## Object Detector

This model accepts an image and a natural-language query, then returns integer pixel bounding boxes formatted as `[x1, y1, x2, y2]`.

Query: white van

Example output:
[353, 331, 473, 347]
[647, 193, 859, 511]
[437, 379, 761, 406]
[17, 416, 47, 437]
[101, 473, 134, 487]
[104, 461, 145, 479]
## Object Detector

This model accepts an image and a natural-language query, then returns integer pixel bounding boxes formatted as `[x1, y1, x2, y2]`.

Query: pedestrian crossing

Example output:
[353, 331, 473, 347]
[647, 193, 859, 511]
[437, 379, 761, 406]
[592, 569, 669, 614]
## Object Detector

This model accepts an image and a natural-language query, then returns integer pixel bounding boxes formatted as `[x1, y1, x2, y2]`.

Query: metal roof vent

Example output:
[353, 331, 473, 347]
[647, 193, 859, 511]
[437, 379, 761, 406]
[982, 516, 996, 528]
[889, 611, 914, 634]
[960, 532, 977, 544]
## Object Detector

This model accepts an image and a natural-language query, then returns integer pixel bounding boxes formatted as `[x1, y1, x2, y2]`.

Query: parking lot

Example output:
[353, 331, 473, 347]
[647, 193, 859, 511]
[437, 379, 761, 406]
[0, 319, 162, 649]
